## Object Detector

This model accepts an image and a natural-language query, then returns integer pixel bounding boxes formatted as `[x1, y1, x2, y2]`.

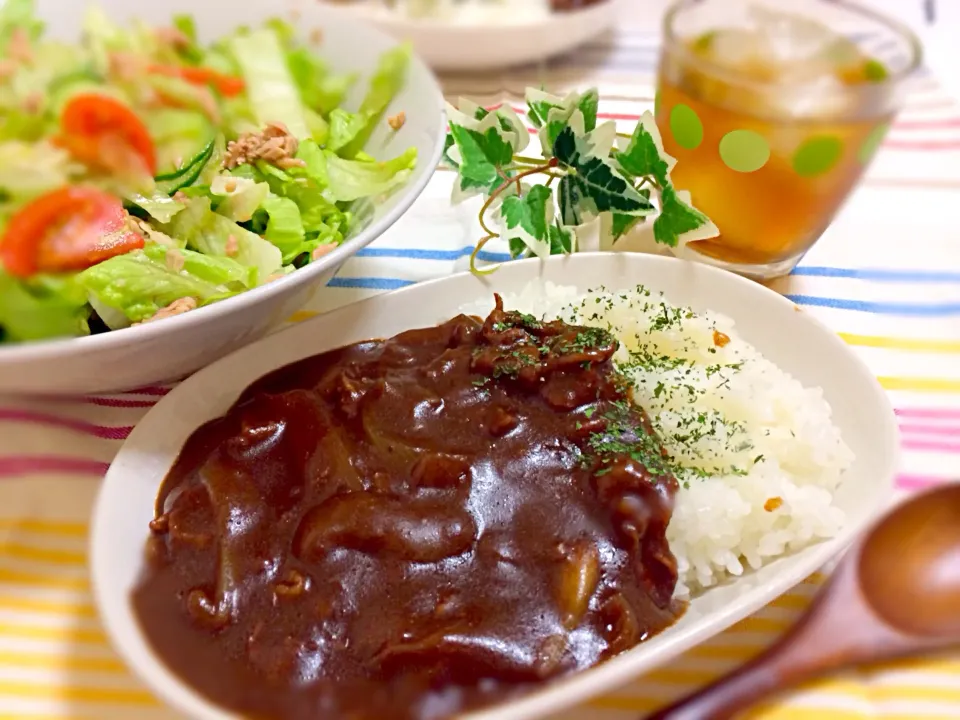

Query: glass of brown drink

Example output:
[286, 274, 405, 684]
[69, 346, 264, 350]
[657, 1, 921, 279]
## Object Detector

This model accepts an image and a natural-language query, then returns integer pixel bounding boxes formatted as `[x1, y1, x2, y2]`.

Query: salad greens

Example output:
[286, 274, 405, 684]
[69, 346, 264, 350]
[0, 0, 416, 343]
[443, 90, 719, 272]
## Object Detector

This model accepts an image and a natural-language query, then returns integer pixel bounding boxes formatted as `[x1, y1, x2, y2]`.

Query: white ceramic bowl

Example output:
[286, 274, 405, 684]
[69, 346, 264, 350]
[91, 253, 898, 720]
[348, 0, 628, 73]
[0, 0, 446, 396]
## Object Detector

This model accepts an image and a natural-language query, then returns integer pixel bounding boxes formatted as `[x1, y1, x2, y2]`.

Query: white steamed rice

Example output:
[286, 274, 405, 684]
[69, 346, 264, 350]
[462, 282, 852, 598]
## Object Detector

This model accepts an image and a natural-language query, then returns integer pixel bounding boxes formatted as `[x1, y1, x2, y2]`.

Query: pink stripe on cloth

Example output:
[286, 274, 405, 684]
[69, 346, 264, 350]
[115, 385, 171, 397]
[902, 438, 960, 454]
[496, 104, 960, 133]
[899, 423, 960, 437]
[0, 409, 132, 440]
[898, 473, 955, 490]
[895, 407, 960, 420]
[0, 456, 109, 478]
[57, 396, 157, 409]
[884, 139, 960, 151]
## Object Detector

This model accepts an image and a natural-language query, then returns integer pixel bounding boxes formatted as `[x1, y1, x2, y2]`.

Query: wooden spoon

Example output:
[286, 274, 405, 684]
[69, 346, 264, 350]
[645, 483, 960, 720]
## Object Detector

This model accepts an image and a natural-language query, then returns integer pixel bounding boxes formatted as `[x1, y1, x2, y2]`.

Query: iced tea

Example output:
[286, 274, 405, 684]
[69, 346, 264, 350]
[656, 2, 921, 278]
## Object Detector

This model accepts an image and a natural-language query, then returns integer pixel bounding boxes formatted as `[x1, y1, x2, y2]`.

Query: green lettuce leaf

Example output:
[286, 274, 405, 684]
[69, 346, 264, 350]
[230, 28, 309, 139]
[144, 108, 214, 176]
[0, 141, 77, 201]
[0, 271, 90, 342]
[338, 43, 411, 158]
[77, 247, 243, 324]
[127, 190, 185, 224]
[141, 244, 255, 289]
[324, 147, 417, 203]
[259, 194, 306, 261]
[0, 0, 43, 54]
[286, 46, 357, 116]
[304, 107, 331, 146]
[211, 174, 270, 223]
[327, 108, 374, 155]
[165, 197, 282, 281]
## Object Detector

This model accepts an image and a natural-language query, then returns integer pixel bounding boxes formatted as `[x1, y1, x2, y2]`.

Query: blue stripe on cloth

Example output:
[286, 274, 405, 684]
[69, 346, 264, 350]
[785, 294, 960, 315]
[792, 267, 960, 282]
[355, 246, 513, 263]
[328, 274, 960, 315]
[327, 277, 415, 290]
[355, 247, 959, 283]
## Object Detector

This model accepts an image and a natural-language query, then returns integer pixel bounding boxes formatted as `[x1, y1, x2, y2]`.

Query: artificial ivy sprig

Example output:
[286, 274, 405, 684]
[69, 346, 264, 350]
[442, 88, 720, 273]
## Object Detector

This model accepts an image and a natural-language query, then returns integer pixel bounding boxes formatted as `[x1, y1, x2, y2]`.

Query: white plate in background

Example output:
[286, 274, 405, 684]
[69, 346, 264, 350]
[339, 0, 630, 72]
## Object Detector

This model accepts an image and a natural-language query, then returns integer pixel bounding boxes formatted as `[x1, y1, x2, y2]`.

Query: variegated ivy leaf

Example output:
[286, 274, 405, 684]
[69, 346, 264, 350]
[529, 88, 592, 158]
[526, 87, 599, 134]
[614, 111, 677, 186]
[653, 183, 714, 247]
[552, 127, 654, 218]
[445, 99, 528, 156]
[577, 88, 599, 133]
[539, 107, 585, 159]
[577, 156, 655, 216]
[458, 99, 531, 155]
[498, 184, 553, 259]
[549, 222, 575, 254]
[577, 120, 617, 162]
[553, 125, 582, 167]
[509, 223, 576, 258]
[611, 213, 642, 242]
[653, 185, 720, 249]
[442, 134, 458, 170]
[525, 88, 569, 129]
[558, 175, 584, 226]
[447, 123, 514, 198]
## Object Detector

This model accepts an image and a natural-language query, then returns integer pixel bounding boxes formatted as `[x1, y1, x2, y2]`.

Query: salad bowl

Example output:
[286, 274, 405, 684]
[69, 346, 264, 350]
[0, 0, 446, 395]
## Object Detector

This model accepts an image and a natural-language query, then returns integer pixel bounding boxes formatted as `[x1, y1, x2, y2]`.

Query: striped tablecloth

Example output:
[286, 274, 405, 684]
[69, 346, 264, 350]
[2, 5, 960, 720]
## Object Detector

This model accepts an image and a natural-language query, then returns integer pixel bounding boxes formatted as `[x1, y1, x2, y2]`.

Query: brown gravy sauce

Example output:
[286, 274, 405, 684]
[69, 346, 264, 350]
[133, 297, 683, 720]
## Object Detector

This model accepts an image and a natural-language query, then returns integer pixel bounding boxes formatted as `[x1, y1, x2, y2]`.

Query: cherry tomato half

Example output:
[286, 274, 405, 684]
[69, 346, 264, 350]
[57, 93, 158, 176]
[0, 186, 145, 277]
[148, 64, 245, 97]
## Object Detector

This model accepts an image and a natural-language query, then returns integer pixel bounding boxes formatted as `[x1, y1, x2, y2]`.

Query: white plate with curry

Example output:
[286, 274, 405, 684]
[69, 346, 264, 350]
[91, 252, 897, 720]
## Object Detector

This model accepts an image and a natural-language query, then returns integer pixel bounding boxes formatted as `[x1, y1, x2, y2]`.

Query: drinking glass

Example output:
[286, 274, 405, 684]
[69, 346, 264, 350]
[656, 0, 922, 279]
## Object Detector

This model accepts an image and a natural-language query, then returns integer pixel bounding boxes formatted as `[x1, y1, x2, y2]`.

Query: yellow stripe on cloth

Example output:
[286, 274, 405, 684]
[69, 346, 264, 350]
[287, 310, 319, 324]
[0, 680, 158, 706]
[878, 376, 960, 393]
[0, 650, 125, 673]
[0, 622, 107, 646]
[0, 543, 86, 566]
[748, 709, 957, 720]
[0, 594, 96, 618]
[0, 568, 88, 592]
[840, 333, 960, 354]
[0, 519, 88, 538]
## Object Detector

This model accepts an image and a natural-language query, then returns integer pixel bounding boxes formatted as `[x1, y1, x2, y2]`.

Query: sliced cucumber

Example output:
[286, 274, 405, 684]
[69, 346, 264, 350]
[155, 139, 215, 195]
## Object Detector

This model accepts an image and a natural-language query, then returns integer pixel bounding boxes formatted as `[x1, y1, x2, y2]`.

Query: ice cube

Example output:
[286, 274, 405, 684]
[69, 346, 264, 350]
[749, 5, 838, 65]
[707, 28, 768, 70]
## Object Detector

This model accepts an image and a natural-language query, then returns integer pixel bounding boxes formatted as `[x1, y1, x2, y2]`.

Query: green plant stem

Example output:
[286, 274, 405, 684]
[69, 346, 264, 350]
[469, 233, 500, 275]
[477, 161, 557, 238]
[513, 155, 547, 165]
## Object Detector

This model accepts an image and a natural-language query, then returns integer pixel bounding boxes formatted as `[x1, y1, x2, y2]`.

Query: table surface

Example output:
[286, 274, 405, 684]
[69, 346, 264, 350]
[2, 2, 960, 719]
